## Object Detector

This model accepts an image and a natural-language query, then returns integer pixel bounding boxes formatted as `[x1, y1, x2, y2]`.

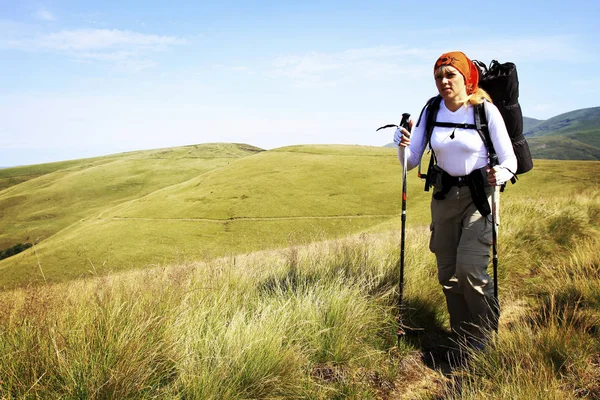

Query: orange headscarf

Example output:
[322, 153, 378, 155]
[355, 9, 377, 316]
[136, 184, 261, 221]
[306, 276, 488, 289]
[434, 51, 479, 95]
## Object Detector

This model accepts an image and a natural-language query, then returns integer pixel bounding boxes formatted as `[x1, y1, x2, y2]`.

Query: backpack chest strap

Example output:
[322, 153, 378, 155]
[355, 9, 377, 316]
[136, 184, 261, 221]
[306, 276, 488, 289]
[432, 121, 478, 130]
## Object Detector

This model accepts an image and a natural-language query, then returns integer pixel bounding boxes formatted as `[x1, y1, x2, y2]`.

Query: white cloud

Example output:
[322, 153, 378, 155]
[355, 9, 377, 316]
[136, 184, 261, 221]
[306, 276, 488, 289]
[37, 29, 184, 51]
[266, 35, 587, 90]
[212, 64, 254, 74]
[35, 8, 56, 21]
[73, 51, 158, 72]
[461, 35, 586, 64]
[271, 45, 433, 88]
[0, 28, 186, 71]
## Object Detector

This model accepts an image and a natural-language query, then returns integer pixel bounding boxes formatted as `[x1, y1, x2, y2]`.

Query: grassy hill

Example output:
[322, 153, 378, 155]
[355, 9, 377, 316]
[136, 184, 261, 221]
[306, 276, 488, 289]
[523, 116, 544, 133]
[527, 136, 600, 160]
[0, 151, 598, 398]
[525, 107, 600, 139]
[1, 144, 437, 289]
[2, 141, 599, 291]
[0, 158, 102, 191]
[524, 107, 600, 160]
[0, 143, 262, 250]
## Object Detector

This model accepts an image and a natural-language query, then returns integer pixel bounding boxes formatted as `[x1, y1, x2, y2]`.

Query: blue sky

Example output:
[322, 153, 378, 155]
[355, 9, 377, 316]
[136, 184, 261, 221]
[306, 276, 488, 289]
[1, 0, 598, 166]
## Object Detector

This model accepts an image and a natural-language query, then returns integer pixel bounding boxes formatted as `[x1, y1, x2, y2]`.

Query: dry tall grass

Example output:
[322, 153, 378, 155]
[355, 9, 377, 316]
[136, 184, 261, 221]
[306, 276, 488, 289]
[0, 186, 598, 399]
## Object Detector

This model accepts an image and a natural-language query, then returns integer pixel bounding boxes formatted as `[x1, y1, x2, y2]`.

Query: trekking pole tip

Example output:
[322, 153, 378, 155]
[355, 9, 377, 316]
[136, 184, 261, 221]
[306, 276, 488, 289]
[396, 328, 405, 347]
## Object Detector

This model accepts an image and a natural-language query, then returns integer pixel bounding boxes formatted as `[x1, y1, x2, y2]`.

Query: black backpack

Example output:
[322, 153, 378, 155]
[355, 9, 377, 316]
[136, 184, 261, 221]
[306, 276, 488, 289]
[418, 60, 533, 190]
[475, 60, 534, 175]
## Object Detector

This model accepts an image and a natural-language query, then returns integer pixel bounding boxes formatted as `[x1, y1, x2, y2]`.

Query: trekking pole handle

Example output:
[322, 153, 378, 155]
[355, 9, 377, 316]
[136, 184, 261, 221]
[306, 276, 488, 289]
[399, 113, 411, 132]
[489, 154, 499, 168]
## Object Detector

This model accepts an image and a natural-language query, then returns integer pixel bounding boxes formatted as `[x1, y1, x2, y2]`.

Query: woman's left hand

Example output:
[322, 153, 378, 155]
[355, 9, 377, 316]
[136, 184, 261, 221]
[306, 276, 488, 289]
[487, 166, 513, 186]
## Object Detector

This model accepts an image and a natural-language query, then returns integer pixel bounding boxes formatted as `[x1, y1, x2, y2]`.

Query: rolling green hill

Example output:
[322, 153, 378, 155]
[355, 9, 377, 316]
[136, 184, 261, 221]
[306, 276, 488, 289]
[524, 107, 600, 160]
[527, 136, 600, 160]
[0, 147, 598, 398]
[1, 159, 90, 191]
[0, 143, 262, 251]
[523, 116, 544, 133]
[524, 107, 600, 138]
[1, 142, 599, 290]
[0, 144, 434, 289]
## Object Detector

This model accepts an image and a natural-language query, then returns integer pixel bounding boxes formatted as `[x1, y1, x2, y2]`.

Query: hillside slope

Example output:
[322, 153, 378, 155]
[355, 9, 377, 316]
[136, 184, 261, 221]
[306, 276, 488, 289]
[0, 155, 598, 398]
[524, 106, 600, 139]
[0, 143, 263, 251]
[523, 116, 545, 133]
[525, 107, 600, 160]
[1, 143, 598, 289]
[0, 145, 436, 288]
[527, 136, 600, 160]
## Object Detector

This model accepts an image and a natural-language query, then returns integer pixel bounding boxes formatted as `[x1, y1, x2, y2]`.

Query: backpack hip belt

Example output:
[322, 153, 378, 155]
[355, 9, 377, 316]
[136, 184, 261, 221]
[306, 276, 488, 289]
[431, 165, 492, 216]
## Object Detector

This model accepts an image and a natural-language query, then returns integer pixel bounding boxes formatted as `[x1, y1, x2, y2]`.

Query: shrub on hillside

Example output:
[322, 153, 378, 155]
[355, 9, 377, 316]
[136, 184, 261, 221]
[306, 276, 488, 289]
[0, 243, 32, 260]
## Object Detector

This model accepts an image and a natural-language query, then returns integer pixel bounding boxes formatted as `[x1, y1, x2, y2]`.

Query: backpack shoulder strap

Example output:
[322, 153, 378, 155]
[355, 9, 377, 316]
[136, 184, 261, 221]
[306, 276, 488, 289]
[474, 102, 498, 167]
[417, 95, 441, 192]
[423, 95, 442, 151]
[476, 101, 518, 186]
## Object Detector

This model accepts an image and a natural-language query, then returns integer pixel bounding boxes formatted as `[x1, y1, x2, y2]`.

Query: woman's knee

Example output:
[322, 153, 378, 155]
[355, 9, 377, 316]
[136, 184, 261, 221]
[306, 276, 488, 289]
[455, 263, 493, 294]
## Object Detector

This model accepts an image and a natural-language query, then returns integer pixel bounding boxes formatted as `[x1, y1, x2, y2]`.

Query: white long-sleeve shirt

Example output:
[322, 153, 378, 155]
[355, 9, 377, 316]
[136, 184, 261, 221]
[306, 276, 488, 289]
[399, 99, 517, 177]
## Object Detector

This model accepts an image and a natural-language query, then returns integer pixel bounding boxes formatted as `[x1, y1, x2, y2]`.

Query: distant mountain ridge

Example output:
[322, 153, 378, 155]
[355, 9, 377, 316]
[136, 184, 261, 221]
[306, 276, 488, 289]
[523, 116, 545, 134]
[524, 106, 600, 160]
[524, 107, 600, 137]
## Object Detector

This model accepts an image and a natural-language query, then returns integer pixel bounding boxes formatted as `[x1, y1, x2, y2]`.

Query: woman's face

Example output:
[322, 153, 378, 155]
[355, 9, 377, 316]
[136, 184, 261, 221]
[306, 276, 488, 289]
[434, 65, 467, 102]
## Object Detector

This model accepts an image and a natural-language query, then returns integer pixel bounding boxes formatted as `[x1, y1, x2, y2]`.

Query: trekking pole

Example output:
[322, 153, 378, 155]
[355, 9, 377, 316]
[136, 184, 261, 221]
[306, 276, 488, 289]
[397, 113, 411, 345]
[376, 113, 411, 346]
[491, 185, 499, 331]
[489, 156, 500, 332]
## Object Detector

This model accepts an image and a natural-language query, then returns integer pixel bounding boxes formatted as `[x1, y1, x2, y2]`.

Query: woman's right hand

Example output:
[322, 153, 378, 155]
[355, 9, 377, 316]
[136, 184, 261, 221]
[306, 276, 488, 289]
[393, 120, 413, 147]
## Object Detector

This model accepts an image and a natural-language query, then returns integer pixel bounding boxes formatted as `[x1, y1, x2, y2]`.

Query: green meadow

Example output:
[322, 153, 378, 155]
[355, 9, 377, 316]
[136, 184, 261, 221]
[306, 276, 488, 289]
[0, 146, 597, 290]
[0, 143, 262, 247]
[0, 144, 599, 398]
[1, 144, 434, 288]
[0, 143, 264, 286]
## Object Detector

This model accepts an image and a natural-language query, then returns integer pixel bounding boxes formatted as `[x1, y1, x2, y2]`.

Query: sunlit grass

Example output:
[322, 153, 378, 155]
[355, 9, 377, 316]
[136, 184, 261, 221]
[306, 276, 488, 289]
[1, 145, 428, 289]
[2, 181, 596, 398]
[438, 183, 600, 400]
[0, 143, 262, 251]
[0, 231, 422, 398]
[0, 151, 598, 398]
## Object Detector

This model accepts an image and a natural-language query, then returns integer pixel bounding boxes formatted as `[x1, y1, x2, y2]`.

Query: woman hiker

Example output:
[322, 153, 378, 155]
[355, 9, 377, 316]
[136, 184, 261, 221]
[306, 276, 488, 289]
[394, 51, 517, 350]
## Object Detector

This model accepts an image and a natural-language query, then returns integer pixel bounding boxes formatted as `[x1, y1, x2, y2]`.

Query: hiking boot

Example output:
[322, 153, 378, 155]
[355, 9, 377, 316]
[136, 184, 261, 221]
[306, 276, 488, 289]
[445, 347, 468, 369]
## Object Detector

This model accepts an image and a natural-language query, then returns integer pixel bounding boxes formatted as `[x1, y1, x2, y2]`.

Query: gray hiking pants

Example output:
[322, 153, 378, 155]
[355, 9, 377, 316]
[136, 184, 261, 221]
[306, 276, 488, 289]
[429, 183, 497, 341]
